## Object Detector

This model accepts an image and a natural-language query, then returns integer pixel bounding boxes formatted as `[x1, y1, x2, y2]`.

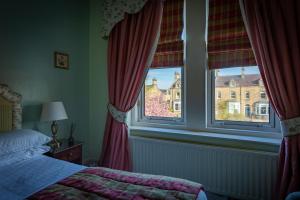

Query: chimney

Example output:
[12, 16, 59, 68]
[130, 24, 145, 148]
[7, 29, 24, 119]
[175, 72, 180, 80]
[241, 67, 245, 78]
[215, 69, 220, 77]
[152, 78, 157, 86]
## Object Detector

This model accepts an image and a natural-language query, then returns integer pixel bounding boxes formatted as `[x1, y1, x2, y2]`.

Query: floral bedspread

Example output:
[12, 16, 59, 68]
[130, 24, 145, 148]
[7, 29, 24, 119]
[28, 167, 203, 200]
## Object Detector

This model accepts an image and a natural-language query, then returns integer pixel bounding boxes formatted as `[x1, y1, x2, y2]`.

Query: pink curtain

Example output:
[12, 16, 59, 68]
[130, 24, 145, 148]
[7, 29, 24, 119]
[99, 0, 163, 171]
[240, 0, 300, 199]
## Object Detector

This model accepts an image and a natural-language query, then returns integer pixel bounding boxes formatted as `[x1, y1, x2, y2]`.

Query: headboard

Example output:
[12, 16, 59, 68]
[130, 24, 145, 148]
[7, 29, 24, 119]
[0, 84, 22, 132]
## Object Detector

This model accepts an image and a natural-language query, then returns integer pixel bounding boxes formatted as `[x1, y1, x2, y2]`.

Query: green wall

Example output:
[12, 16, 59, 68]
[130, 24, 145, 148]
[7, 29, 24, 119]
[88, 0, 108, 161]
[0, 0, 90, 158]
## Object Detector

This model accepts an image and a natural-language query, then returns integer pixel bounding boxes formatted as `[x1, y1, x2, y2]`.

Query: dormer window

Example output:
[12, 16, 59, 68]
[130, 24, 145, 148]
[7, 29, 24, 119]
[229, 79, 236, 87]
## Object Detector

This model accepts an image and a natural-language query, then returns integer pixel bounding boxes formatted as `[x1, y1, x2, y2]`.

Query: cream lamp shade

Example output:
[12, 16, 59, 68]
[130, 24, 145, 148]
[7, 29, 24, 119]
[40, 101, 68, 122]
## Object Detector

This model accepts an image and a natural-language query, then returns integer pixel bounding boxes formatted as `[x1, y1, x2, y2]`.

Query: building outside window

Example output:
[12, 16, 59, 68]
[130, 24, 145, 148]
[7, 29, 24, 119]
[214, 67, 270, 123]
[144, 68, 182, 118]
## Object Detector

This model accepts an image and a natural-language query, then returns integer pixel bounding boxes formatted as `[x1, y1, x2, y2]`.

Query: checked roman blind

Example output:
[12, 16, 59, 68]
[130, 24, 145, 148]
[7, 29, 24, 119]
[207, 0, 256, 69]
[150, 0, 184, 68]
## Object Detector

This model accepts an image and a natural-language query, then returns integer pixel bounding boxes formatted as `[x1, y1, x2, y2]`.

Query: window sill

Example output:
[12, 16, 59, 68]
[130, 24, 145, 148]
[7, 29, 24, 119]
[129, 126, 281, 153]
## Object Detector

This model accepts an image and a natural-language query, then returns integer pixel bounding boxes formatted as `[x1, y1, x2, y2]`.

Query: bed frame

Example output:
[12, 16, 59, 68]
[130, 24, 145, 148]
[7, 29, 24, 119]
[0, 84, 22, 132]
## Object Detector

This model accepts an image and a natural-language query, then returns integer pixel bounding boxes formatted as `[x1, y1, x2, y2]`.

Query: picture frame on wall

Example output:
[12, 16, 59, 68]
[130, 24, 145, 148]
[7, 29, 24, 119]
[54, 52, 69, 69]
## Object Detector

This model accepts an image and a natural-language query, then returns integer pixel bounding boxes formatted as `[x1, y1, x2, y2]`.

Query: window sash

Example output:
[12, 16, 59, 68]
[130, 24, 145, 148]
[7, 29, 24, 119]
[208, 70, 276, 130]
[138, 67, 184, 123]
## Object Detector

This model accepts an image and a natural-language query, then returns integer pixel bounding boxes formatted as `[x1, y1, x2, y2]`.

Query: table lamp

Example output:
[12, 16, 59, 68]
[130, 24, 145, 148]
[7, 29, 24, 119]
[41, 101, 68, 148]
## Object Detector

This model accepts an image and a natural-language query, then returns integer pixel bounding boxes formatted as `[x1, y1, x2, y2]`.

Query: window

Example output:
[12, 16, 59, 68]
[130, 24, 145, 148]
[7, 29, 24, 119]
[228, 102, 240, 114]
[174, 101, 181, 111]
[144, 67, 183, 119]
[213, 66, 271, 124]
[135, 0, 184, 123]
[245, 91, 250, 99]
[260, 92, 266, 99]
[132, 0, 280, 136]
[255, 103, 269, 115]
[230, 91, 236, 99]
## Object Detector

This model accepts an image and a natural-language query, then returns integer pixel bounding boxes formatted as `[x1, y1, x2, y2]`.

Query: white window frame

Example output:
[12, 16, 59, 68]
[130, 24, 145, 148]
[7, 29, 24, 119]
[207, 70, 279, 132]
[134, 67, 185, 125]
[255, 103, 269, 115]
[228, 102, 240, 114]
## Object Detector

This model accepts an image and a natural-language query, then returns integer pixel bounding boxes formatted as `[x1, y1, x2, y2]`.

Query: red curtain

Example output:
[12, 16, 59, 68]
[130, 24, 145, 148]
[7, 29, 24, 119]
[99, 0, 163, 171]
[240, 0, 300, 199]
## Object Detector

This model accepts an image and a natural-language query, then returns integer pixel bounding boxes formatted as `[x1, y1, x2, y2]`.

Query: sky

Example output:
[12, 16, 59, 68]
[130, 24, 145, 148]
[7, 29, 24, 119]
[218, 66, 260, 76]
[145, 67, 181, 89]
[145, 66, 260, 90]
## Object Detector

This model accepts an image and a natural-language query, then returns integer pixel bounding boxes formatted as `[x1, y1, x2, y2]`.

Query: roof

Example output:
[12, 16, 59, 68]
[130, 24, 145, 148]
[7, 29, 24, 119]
[216, 74, 262, 87]
[170, 78, 181, 89]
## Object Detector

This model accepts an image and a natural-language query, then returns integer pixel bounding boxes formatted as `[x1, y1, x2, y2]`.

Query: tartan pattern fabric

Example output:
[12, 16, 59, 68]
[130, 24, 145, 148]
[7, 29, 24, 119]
[151, 0, 184, 68]
[207, 0, 256, 69]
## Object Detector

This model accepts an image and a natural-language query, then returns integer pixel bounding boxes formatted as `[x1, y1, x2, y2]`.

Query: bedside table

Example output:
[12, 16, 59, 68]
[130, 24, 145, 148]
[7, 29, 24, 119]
[45, 139, 83, 164]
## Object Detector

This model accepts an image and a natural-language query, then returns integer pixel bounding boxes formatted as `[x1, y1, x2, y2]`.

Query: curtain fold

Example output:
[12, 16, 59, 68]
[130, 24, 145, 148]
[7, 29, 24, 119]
[99, 0, 164, 171]
[240, 0, 300, 199]
[207, 0, 256, 69]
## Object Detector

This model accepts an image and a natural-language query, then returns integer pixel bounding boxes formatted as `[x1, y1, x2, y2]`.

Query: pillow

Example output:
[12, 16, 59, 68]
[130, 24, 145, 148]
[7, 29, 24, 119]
[0, 145, 50, 168]
[0, 129, 51, 156]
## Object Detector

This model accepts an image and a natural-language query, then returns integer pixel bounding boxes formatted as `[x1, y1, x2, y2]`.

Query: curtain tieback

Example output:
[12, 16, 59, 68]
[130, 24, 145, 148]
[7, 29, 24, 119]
[107, 103, 127, 123]
[280, 116, 300, 137]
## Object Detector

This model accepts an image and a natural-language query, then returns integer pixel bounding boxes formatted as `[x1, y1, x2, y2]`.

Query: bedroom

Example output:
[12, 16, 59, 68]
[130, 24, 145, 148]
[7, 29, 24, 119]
[0, 0, 299, 200]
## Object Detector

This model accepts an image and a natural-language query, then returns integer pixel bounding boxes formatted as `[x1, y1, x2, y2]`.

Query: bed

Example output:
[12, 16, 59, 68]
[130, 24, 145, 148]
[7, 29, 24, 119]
[0, 84, 207, 200]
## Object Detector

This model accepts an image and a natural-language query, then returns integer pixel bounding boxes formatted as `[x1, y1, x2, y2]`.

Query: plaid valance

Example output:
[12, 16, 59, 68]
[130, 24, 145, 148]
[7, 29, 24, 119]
[151, 0, 184, 68]
[207, 0, 256, 69]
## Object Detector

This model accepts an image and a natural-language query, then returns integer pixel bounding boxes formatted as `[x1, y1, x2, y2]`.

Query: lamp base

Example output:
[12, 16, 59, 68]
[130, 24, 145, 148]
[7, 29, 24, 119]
[49, 121, 61, 149]
[48, 138, 61, 149]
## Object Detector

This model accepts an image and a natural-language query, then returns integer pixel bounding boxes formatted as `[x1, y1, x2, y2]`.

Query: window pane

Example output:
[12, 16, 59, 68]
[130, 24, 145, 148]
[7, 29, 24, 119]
[144, 67, 182, 118]
[214, 66, 269, 123]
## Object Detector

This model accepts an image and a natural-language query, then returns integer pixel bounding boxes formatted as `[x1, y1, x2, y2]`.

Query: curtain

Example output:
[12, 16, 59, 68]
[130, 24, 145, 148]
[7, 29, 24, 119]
[151, 0, 184, 68]
[207, 0, 256, 69]
[240, 0, 300, 199]
[99, 0, 164, 171]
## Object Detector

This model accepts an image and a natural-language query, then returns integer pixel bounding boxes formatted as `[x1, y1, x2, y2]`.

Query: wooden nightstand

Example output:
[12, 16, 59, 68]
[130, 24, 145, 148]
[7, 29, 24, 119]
[45, 139, 83, 164]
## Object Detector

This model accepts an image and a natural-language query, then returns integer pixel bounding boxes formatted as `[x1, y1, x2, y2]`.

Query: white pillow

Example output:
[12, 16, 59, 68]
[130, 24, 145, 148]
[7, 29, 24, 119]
[0, 145, 51, 168]
[0, 129, 51, 156]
